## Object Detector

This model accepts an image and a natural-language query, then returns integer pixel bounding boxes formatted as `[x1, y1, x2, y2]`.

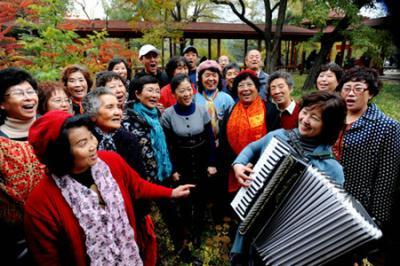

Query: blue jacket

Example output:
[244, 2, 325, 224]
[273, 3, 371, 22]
[258, 70, 269, 101]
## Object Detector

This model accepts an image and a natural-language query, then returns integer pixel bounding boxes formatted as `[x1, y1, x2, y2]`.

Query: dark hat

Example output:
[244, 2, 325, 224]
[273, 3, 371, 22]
[182, 45, 198, 56]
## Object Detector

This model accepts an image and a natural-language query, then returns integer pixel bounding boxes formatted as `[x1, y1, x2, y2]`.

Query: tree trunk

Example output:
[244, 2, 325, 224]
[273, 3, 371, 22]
[302, 17, 351, 90]
[302, 39, 334, 89]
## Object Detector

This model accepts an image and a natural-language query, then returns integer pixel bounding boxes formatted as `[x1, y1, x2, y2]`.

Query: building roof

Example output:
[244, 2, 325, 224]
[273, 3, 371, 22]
[64, 19, 320, 41]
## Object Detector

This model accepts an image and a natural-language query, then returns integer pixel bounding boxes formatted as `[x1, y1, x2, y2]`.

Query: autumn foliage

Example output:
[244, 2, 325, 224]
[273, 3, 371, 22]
[0, 0, 136, 80]
[0, 0, 39, 67]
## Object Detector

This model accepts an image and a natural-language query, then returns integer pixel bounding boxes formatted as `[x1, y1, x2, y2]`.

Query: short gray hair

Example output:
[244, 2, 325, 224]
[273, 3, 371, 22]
[267, 70, 294, 93]
[82, 87, 114, 118]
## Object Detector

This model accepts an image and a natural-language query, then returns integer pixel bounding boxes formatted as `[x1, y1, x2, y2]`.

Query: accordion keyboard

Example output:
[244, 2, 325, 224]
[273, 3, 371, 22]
[231, 137, 291, 221]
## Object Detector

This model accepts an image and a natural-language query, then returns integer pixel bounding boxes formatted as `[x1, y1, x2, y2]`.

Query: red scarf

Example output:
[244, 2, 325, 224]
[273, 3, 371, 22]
[226, 96, 267, 192]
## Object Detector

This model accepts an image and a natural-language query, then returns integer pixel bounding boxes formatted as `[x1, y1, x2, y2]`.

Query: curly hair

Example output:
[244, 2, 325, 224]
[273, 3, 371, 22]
[336, 66, 382, 97]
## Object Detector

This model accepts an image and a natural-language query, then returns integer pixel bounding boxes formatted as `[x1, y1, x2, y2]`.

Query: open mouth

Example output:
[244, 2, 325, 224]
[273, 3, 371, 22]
[73, 88, 85, 95]
[89, 152, 98, 160]
[318, 83, 328, 89]
[345, 98, 356, 106]
[148, 99, 158, 105]
[111, 116, 122, 122]
[205, 80, 217, 87]
[116, 95, 125, 102]
[241, 91, 252, 97]
[22, 104, 35, 110]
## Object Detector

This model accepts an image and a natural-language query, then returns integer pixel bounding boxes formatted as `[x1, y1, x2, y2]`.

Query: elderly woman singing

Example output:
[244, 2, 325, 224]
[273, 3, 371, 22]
[24, 111, 194, 266]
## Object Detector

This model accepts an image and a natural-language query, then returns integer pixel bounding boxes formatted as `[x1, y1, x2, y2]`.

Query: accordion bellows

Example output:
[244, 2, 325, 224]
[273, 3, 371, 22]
[231, 137, 382, 265]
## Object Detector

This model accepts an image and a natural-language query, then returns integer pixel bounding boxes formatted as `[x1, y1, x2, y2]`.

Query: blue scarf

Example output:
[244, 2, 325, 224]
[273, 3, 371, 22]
[133, 103, 172, 181]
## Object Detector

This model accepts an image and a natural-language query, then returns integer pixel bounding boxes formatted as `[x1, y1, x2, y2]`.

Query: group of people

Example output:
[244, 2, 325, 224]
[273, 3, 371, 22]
[0, 42, 399, 266]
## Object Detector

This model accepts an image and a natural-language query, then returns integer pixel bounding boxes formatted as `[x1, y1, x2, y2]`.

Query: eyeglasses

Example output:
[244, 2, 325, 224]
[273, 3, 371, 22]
[341, 85, 368, 94]
[50, 98, 72, 105]
[238, 82, 255, 89]
[5, 89, 37, 98]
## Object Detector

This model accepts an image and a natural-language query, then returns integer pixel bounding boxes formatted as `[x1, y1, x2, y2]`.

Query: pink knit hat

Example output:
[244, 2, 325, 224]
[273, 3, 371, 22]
[197, 60, 222, 74]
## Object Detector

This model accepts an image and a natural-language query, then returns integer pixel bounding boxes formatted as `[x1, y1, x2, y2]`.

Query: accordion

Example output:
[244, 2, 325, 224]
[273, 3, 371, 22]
[231, 136, 382, 265]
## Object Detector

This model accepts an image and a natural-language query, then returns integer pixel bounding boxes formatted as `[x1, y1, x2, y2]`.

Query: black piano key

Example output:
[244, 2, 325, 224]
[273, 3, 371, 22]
[236, 205, 245, 216]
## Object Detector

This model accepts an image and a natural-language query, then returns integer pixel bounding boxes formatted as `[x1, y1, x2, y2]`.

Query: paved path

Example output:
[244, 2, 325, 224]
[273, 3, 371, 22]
[381, 69, 400, 82]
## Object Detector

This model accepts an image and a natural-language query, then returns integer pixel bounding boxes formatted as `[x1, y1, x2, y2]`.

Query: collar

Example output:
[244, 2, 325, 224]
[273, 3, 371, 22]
[278, 99, 296, 115]
[174, 102, 196, 116]
[0, 116, 36, 139]
[349, 103, 383, 130]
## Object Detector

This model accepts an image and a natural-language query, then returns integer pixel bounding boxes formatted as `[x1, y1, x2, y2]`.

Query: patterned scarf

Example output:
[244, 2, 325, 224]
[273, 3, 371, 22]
[94, 127, 117, 151]
[0, 137, 46, 225]
[52, 158, 143, 266]
[202, 89, 220, 137]
[227, 96, 267, 154]
[133, 103, 172, 182]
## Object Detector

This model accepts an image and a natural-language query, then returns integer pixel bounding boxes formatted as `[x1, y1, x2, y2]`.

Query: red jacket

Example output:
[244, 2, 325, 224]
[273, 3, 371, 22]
[24, 151, 172, 266]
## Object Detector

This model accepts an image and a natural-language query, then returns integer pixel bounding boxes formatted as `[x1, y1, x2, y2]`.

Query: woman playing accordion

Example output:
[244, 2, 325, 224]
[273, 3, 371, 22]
[230, 91, 347, 265]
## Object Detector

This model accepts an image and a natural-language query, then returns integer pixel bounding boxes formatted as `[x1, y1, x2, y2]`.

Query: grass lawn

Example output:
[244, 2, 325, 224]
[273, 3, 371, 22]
[291, 73, 400, 121]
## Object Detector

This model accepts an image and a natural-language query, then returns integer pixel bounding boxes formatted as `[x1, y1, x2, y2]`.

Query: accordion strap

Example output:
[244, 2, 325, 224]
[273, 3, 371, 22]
[285, 130, 309, 162]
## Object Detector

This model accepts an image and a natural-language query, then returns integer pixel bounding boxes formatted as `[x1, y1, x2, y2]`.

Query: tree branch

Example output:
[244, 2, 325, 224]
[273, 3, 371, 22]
[271, 2, 280, 13]
[211, 0, 264, 36]
[73, 0, 93, 21]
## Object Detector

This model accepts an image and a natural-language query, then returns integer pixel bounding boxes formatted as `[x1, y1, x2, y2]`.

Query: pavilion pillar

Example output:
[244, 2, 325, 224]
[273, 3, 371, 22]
[161, 38, 165, 68]
[257, 39, 262, 51]
[289, 41, 296, 68]
[277, 40, 282, 68]
[169, 38, 173, 58]
[217, 39, 221, 58]
[293, 41, 298, 68]
[347, 41, 352, 58]
[125, 38, 130, 49]
[285, 40, 290, 67]
[208, 38, 212, 59]
[244, 39, 248, 63]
